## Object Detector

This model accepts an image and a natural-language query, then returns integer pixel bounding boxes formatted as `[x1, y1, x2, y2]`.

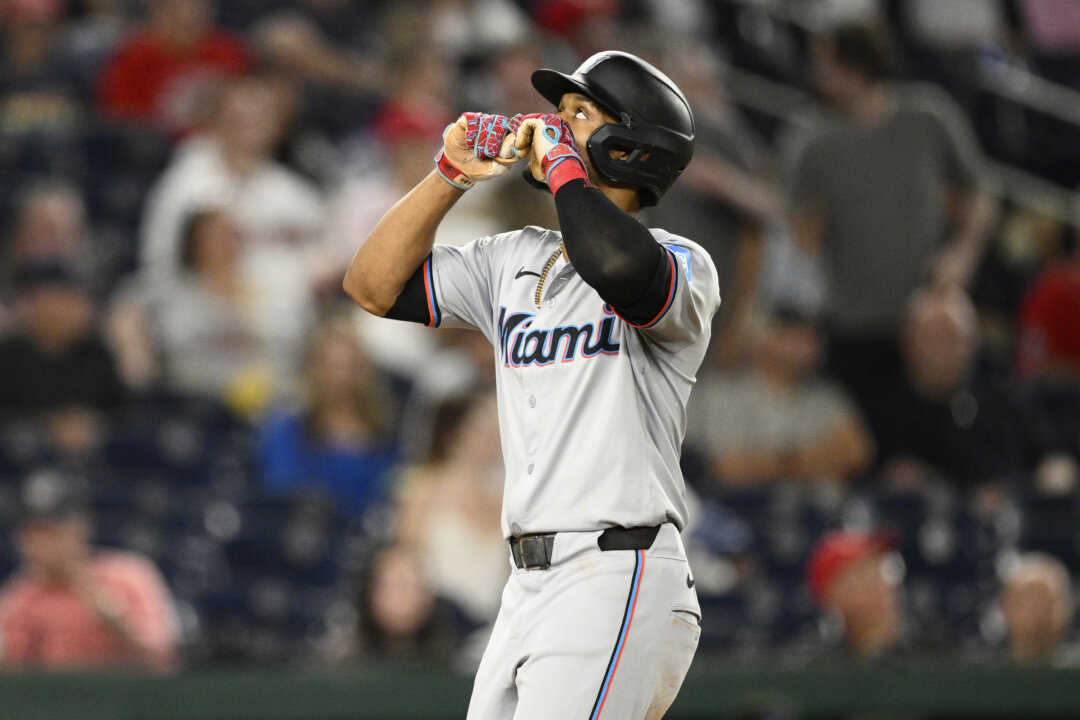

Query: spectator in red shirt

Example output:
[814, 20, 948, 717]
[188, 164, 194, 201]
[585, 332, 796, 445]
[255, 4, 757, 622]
[1016, 237, 1080, 382]
[0, 473, 178, 672]
[95, 0, 250, 136]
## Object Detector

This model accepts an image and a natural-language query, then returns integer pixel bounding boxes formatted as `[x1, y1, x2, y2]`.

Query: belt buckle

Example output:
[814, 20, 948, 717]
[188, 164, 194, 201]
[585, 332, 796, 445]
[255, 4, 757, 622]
[518, 535, 551, 570]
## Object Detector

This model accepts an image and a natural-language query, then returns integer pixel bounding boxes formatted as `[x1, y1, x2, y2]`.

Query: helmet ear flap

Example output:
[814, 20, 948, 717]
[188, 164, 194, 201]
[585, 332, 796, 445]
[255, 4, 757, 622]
[586, 124, 688, 207]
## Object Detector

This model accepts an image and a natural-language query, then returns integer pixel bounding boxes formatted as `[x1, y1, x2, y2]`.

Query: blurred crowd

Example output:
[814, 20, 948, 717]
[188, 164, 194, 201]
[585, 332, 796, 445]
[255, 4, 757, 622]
[0, 0, 1079, 675]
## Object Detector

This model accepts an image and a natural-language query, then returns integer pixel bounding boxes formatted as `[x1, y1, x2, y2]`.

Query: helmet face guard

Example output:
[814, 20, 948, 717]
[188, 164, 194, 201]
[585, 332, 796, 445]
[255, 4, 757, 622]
[531, 51, 695, 207]
[586, 119, 693, 207]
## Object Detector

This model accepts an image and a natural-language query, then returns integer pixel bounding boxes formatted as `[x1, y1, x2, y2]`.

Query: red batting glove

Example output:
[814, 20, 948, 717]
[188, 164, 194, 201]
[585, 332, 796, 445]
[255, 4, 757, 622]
[539, 143, 591, 194]
[510, 114, 592, 194]
[436, 112, 519, 190]
[463, 112, 512, 159]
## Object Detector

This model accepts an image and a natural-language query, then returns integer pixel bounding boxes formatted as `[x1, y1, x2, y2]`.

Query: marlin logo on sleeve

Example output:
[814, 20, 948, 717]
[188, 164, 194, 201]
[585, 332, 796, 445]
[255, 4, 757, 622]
[498, 306, 621, 367]
[668, 245, 692, 281]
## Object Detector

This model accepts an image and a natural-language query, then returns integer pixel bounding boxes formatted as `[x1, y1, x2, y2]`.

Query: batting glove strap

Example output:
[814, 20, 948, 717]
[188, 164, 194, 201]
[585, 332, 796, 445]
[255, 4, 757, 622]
[463, 112, 510, 159]
[542, 144, 592, 195]
[434, 149, 474, 190]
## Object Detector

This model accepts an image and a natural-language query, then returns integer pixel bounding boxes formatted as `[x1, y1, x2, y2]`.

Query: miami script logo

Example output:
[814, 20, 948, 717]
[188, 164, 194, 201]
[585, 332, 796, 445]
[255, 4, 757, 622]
[498, 306, 621, 368]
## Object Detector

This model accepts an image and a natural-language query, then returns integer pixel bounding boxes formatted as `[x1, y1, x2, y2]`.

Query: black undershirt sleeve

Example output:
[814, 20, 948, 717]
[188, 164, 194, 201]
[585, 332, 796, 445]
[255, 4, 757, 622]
[609, 249, 673, 325]
[384, 256, 432, 324]
[554, 179, 672, 326]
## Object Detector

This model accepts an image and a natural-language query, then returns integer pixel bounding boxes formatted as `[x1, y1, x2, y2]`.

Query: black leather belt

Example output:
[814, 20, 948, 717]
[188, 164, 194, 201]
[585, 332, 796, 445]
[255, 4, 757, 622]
[510, 525, 662, 570]
[509, 534, 556, 570]
[597, 524, 662, 551]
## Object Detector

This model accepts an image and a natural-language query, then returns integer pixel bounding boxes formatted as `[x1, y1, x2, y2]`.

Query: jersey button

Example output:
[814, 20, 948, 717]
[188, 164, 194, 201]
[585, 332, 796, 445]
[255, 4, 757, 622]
[527, 463, 535, 474]
[528, 395, 536, 408]
[545, 298, 556, 308]
[510, 523, 522, 537]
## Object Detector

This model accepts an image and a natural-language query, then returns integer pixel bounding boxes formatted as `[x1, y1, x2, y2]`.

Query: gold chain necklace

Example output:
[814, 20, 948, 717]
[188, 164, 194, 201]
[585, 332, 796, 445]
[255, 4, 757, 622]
[534, 245, 565, 308]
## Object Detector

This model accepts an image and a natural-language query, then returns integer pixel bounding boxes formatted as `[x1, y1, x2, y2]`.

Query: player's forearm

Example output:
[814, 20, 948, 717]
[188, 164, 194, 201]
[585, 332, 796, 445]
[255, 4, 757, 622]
[343, 171, 464, 315]
[554, 180, 663, 308]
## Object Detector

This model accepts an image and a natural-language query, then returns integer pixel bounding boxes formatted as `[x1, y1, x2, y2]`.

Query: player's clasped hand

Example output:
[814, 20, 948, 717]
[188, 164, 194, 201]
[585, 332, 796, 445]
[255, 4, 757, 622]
[435, 112, 519, 190]
[464, 112, 512, 159]
[507, 113, 572, 148]
[510, 113, 592, 193]
[434, 110, 590, 193]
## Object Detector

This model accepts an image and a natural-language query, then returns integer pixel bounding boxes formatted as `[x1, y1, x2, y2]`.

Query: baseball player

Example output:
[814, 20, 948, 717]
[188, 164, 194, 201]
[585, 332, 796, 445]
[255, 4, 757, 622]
[344, 51, 719, 720]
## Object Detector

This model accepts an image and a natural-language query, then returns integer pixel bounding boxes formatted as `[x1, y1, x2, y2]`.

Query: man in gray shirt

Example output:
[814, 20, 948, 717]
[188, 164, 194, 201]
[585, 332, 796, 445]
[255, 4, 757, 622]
[784, 22, 997, 439]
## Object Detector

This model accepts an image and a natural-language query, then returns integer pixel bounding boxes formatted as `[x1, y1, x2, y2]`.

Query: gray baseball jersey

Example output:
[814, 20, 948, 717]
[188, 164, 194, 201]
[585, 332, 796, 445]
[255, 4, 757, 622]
[419, 224, 720, 538]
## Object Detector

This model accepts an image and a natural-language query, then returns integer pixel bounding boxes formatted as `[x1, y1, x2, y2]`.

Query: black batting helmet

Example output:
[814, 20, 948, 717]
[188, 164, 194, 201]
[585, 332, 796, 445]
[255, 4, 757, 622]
[531, 50, 695, 207]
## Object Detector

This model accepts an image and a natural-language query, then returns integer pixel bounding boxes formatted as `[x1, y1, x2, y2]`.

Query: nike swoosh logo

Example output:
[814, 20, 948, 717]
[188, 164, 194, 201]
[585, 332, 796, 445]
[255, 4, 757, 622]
[686, 574, 695, 588]
[515, 267, 541, 279]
